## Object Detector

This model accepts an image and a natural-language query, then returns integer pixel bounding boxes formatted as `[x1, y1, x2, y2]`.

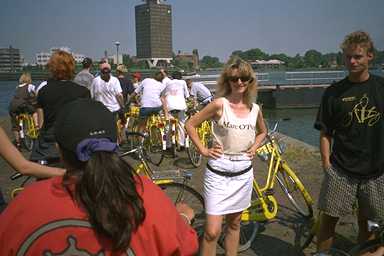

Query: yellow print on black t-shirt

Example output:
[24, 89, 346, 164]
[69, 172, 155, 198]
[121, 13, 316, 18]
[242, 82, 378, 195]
[344, 94, 381, 127]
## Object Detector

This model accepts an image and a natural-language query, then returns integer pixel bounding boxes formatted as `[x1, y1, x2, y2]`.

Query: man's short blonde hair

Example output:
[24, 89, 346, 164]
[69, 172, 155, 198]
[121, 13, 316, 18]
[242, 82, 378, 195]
[341, 30, 374, 54]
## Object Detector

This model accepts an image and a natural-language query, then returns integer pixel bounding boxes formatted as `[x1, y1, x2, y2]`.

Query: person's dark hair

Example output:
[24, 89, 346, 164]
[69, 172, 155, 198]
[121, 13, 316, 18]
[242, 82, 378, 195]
[55, 99, 145, 252]
[61, 148, 145, 251]
[172, 71, 182, 80]
[82, 57, 93, 69]
[153, 71, 164, 82]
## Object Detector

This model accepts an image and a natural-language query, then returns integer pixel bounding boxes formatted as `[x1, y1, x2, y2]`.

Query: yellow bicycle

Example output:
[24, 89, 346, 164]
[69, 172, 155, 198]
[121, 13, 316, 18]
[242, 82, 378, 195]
[121, 106, 167, 166]
[186, 119, 211, 167]
[16, 113, 39, 151]
[185, 102, 212, 167]
[220, 121, 314, 252]
[121, 131, 205, 230]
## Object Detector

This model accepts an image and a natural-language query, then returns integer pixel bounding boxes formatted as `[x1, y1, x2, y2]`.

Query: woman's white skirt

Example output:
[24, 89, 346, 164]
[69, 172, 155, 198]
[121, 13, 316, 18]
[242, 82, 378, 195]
[203, 155, 253, 215]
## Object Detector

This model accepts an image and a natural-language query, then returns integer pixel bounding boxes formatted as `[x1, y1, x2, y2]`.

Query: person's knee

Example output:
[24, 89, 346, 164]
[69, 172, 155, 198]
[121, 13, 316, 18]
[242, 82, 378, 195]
[204, 225, 222, 242]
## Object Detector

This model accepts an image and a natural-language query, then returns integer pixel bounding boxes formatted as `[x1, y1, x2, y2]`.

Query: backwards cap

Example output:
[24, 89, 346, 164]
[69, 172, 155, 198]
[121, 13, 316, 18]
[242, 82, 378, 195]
[55, 99, 117, 161]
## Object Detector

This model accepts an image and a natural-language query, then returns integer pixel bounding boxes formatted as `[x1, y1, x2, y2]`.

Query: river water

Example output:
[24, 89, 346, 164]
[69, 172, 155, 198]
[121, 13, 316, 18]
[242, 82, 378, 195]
[0, 80, 320, 147]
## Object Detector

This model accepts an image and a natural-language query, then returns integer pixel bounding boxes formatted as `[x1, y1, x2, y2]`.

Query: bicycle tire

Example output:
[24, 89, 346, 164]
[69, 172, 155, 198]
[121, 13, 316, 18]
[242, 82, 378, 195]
[295, 215, 317, 250]
[145, 126, 164, 166]
[349, 238, 384, 256]
[218, 190, 260, 252]
[158, 182, 205, 233]
[218, 220, 259, 252]
[21, 118, 34, 151]
[187, 140, 202, 167]
[277, 164, 313, 218]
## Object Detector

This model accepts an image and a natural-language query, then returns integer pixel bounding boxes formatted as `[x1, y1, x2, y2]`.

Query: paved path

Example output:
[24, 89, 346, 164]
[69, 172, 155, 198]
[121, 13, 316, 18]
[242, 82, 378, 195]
[0, 118, 359, 255]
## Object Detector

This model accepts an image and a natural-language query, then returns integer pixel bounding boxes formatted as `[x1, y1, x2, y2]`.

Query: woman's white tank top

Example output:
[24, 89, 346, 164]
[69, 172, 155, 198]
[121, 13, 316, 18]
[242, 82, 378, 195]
[212, 98, 259, 155]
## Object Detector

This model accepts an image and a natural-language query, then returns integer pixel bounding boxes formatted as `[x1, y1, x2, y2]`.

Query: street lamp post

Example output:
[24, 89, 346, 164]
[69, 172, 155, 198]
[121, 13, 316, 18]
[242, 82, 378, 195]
[115, 41, 120, 65]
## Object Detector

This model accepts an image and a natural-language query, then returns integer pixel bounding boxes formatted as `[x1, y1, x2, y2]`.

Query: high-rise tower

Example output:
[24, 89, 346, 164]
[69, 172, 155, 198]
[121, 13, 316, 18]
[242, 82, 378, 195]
[135, 0, 172, 67]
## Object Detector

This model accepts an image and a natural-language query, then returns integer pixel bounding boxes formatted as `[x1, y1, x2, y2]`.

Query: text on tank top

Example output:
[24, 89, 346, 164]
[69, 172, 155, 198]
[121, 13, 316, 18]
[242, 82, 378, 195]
[212, 98, 259, 154]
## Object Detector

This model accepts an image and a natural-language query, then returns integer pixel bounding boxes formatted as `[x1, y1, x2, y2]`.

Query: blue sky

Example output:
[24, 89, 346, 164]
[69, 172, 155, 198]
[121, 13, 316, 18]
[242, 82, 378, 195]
[1, 0, 383, 63]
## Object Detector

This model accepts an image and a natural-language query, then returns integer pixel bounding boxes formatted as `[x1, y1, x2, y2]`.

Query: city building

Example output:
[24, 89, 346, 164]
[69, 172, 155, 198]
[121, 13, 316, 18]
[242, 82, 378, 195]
[36, 47, 86, 66]
[0, 46, 22, 71]
[135, 0, 172, 67]
[174, 49, 200, 70]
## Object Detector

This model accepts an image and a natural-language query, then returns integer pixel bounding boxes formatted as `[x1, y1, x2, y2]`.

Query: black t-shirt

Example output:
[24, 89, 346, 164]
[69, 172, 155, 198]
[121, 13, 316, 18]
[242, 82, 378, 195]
[37, 79, 90, 132]
[314, 74, 384, 178]
[118, 77, 135, 103]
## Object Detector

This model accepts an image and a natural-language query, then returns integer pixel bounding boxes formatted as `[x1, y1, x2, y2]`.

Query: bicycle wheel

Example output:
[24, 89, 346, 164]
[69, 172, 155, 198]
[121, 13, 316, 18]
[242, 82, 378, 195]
[295, 215, 317, 250]
[187, 140, 202, 167]
[21, 118, 34, 151]
[158, 182, 205, 232]
[145, 126, 164, 166]
[349, 239, 384, 256]
[277, 164, 313, 218]
[218, 191, 260, 252]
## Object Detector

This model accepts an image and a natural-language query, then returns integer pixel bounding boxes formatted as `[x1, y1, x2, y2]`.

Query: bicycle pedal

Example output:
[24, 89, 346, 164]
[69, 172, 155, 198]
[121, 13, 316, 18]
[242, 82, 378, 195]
[265, 189, 275, 196]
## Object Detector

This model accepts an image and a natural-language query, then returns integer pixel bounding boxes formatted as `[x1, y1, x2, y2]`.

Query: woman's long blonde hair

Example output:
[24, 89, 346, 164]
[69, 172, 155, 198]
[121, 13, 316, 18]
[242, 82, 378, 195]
[216, 57, 257, 107]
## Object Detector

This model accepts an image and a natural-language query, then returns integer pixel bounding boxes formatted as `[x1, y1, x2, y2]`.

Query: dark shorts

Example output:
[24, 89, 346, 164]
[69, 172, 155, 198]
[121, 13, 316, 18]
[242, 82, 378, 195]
[139, 107, 162, 119]
[318, 165, 384, 221]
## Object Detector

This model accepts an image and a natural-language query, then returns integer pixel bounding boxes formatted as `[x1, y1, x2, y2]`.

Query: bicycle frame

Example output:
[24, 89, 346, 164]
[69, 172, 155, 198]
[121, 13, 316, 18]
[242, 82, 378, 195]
[244, 134, 314, 222]
[17, 113, 38, 139]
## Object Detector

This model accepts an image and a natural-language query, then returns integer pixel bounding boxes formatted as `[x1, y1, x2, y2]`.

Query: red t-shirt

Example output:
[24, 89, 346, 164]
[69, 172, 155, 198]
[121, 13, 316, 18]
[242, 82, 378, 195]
[0, 176, 198, 255]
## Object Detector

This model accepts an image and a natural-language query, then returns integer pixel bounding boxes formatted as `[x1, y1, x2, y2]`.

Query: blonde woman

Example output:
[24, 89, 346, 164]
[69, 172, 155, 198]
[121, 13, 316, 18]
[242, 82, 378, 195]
[8, 72, 37, 149]
[186, 58, 267, 255]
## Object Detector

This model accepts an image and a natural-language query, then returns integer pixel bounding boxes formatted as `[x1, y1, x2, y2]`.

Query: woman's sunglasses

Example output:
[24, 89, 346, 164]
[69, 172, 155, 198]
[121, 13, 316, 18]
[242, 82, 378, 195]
[228, 76, 253, 83]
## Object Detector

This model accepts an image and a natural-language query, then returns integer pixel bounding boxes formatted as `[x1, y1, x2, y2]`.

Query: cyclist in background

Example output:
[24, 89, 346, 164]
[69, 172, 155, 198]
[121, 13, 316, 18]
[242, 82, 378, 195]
[129, 71, 167, 133]
[314, 31, 384, 255]
[162, 70, 190, 151]
[186, 78, 213, 109]
[8, 72, 37, 149]
[31, 50, 90, 162]
[186, 58, 267, 255]
[74, 57, 94, 91]
[0, 99, 198, 255]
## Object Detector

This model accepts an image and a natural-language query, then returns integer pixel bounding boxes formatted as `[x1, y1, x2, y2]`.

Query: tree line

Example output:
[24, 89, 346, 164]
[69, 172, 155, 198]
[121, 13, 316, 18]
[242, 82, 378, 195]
[197, 48, 384, 70]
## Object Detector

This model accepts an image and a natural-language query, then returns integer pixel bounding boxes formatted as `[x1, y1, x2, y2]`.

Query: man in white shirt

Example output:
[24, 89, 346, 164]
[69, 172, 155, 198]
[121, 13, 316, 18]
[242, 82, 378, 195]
[91, 62, 124, 114]
[129, 71, 167, 133]
[185, 79, 213, 107]
[161, 70, 190, 149]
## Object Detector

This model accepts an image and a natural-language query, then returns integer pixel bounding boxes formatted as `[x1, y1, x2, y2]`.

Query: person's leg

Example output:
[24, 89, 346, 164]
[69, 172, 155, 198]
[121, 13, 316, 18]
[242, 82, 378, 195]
[201, 214, 223, 256]
[358, 172, 384, 243]
[138, 108, 149, 134]
[316, 166, 357, 252]
[223, 211, 242, 256]
[316, 212, 339, 252]
[9, 113, 21, 146]
[357, 210, 373, 243]
[177, 110, 186, 148]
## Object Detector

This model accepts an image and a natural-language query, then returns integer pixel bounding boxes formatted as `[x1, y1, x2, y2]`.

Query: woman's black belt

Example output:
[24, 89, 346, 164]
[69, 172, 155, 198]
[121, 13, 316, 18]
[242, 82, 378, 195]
[206, 164, 252, 177]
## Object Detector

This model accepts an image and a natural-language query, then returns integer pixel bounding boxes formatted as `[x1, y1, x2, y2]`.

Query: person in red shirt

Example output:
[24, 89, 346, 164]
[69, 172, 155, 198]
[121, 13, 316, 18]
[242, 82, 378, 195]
[0, 99, 198, 255]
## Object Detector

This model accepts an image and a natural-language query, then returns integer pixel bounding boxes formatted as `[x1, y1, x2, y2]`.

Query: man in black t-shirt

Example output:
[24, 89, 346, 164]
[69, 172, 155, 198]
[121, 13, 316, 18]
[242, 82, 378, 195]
[30, 51, 90, 162]
[314, 31, 384, 254]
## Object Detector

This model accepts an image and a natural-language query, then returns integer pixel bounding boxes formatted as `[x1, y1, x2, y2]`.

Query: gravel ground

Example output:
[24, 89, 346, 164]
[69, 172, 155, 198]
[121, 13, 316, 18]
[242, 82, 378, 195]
[0, 117, 359, 256]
